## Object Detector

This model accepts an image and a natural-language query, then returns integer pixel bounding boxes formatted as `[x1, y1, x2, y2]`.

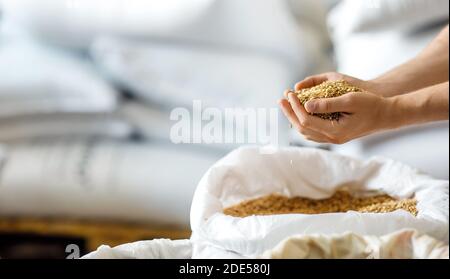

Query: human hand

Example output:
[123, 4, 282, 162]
[291, 72, 386, 97]
[279, 90, 394, 144]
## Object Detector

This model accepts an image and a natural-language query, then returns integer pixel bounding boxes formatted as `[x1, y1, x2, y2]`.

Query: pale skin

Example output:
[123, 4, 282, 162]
[279, 25, 449, 144]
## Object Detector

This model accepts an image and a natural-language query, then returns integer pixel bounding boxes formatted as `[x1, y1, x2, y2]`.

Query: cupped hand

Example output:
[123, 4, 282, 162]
[279, 90, 395, 144]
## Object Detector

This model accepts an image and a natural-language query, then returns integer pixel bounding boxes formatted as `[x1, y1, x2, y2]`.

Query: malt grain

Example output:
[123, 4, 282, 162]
[223, 191, 417, 217]
[288, 80, 363, 120]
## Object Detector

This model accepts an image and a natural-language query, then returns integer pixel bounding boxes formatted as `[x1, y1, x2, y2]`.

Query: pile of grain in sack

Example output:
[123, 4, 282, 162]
[223, 191, 418, 217]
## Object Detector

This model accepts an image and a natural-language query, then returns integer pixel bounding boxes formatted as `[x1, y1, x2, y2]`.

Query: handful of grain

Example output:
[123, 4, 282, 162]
[223, 191, 417, 217]
[288, 80, 363, 120]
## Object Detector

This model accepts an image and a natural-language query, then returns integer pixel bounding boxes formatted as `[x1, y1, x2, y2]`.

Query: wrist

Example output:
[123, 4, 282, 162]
[366, 78, 401, 97]
[383, 94, 424, 129]
[382, 96, 409, 129]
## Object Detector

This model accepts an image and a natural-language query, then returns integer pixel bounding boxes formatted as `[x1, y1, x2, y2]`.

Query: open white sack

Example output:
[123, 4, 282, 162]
[82, 238, 246, 259]
[261, 229, 449, 259]
[82, 230, 449, 259]
[82, 239, 192, 259]
[190, 146, 449, 257]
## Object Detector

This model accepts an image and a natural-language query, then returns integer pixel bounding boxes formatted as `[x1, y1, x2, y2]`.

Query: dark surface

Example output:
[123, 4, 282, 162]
[0, 233, 86, 259]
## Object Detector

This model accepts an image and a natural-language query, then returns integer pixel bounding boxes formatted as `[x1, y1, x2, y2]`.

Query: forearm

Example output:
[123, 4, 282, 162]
[385, 82, 449, 129]
[369, 25, 449, 97]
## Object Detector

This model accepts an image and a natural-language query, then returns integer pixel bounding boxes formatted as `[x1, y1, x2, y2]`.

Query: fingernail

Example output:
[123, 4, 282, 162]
[305, 100, 316, 112]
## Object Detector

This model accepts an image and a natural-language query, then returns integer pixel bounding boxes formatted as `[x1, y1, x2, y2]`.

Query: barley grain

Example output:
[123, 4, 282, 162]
[223, 191, 417, 217]
[288, 80, 363, 120]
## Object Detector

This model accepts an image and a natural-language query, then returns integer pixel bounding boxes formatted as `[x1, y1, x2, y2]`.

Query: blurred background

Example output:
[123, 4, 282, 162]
[0, 0, 448, 258]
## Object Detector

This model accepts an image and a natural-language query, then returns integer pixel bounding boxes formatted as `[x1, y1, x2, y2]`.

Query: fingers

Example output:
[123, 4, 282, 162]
[304, 93, 356, 114]
[302, 132, 334, 143]
[279, 98, 301, 129]
[283, 89, 293, 99]
[278, 99, 332, 143]
[280, 89, 352, 144]
[295, 74, 329, 91]
[286, 93, 337, 137]
[294, 72, 347, 91]
[287, 93, 307, 121]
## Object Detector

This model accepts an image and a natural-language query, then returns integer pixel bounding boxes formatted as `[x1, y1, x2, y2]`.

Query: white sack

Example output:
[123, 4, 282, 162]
[0, 144, 5, 166]
[82, 238, 247, 259]
[82, 239, 192, 259]
[82, 229, 449, 259]
[0, 38, 117, 118]
[190, 146, 449, 257]
[332, 121, 449, 180]
[88, 2, 333, 108]
[92, 38, 295, 147]
[0, 141, 220, 226]
[327, 0, 448, 79]
[262, 229, 449, 259]
[0, 0, 213, 48]
[0, 113, 132, 142]
[328, 0, 449, 36]
[91, 37, 295, 109]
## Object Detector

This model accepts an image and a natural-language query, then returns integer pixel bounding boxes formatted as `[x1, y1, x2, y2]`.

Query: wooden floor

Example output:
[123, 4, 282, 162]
[0, 217, 191, 253]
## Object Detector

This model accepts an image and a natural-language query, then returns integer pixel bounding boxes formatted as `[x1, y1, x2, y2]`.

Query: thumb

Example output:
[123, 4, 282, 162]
[304, 95, 352, 113]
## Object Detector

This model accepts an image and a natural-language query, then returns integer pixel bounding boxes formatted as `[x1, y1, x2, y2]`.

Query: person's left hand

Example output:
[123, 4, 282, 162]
[278, 91, 394, 144]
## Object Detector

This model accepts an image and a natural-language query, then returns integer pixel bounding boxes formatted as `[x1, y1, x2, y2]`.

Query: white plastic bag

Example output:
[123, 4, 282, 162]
[190, 146, 449, 257]
[1, 0, 213, 47]
[81, 230, 449, 259]
[261, 229, 449, 259]
[0, 141, 219, 226]
[0, 39, 117, 118]
[82, 239, 192, 259]
[82, 238, 248, 259]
